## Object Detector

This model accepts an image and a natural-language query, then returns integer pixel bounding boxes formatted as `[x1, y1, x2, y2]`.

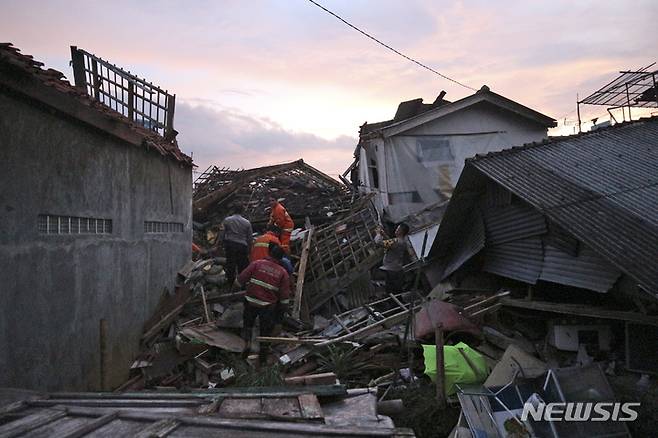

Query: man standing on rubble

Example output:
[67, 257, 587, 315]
[221, 204, 253, 289]
[267, 195, 294, 254]
[375, 223, 410, 293]
[237, 243, 290, 365]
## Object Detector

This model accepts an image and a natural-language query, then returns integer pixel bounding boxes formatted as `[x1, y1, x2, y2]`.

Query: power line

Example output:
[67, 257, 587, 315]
[305, 0, 476, 92]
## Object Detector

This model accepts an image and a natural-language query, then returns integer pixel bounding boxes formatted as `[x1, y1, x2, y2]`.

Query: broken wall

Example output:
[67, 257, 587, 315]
[0, 91, 192, 391]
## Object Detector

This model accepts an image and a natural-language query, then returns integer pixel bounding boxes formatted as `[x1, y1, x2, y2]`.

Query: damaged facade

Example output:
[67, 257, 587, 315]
[0, 44, 192, 391]
[429, 116, 658, 300]
[349, 86, 556, 223]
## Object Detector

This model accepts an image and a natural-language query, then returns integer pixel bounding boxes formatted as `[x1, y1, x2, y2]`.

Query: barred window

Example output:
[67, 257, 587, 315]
[144, 221, 184, 233]
[38, 215, 112, 235]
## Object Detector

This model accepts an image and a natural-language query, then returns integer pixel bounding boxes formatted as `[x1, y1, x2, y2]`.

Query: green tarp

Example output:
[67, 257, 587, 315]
[422, 342, 489, 396]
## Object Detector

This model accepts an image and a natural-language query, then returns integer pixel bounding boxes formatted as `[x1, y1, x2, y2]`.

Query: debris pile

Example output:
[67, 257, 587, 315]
[193, 159, 356, 227]
[116, 158, 656, 437]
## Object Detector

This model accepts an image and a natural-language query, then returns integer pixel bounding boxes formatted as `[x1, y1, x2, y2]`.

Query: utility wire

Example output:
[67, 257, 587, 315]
[306, 0, 476, 91]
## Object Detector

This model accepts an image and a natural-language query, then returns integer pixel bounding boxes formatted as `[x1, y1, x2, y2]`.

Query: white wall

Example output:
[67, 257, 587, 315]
[359, 102, 548, 222]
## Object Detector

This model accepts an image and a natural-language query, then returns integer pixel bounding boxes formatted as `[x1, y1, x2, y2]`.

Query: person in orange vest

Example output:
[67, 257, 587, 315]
[268, 195, 294, 253]
[250, 225, 281, 262]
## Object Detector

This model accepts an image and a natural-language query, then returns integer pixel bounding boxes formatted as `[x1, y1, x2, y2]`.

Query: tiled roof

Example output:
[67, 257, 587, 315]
[0, 43, 192, 165]
[469, 117, 658, 294]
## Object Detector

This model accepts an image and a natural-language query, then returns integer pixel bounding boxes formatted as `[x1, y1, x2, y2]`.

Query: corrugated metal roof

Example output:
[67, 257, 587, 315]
[540, 244, 622, 293]
[483, 236, 543, 284]
[482, 203, 547, 245]
[469, 117, 658, 295]
[441, 210, 485, 279]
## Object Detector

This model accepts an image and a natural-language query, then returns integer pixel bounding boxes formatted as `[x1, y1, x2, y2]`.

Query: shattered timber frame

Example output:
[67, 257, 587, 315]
[193, 160, 356, 225]
[578, 63, 658, 129]
[302, 195, 384, 312]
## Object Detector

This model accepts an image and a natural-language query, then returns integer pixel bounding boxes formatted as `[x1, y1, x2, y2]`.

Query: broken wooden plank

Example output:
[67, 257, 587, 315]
[133, 418, 181, 438]
[0, 408, 67, 437]
[200, 285, 212, 323]
[315, 306, 420, 347]
[141, 303, 186, 345]
[293, 224, 314, 320]
[501, 298, 658, 325]
[256, 336, 324, 345]
[285, 373, 337, 386]
[298, 393, 323, 420]
[49, 411, 119, 438]
[179, 324, 245, 353]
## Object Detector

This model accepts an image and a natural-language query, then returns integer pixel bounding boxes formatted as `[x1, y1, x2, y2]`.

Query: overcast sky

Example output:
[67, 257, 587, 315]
[2, 0, 656, 176]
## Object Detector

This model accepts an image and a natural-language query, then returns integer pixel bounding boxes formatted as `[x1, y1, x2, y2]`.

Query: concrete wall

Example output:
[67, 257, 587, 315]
[0, 92, 192, 391]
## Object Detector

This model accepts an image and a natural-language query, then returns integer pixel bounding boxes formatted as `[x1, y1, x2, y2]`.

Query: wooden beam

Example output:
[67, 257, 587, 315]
[501, 298, 658, 326]
[51, 412, 119, 438]
[314, 306, 420, 347]
[435, 326, 446, 408]
[292, 225, 314, 319]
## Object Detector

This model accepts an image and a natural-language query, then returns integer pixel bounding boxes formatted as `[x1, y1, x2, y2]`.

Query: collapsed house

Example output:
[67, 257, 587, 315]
[426, 117, 658, 383]
[193, 159, 355, 227]
[192, 159, 385, 314]
[0, 43, 192, 391]
[428, 116, 658, 302]
[347, 86, 556, 224]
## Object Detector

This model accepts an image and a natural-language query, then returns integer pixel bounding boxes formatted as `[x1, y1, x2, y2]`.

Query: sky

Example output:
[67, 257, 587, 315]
[2, 0, 657, 176]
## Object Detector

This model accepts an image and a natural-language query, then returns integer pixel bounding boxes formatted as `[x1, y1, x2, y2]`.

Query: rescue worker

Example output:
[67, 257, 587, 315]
[237, 243, 290, 365]
[375, 223, 410, 293]
[221, 204, 253, 288]
[267, 195, 294, 254]
[250, 225, 282, 262]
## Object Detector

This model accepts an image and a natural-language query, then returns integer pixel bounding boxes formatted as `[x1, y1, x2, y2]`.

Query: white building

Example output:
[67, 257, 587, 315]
[349, 86, 556, 223]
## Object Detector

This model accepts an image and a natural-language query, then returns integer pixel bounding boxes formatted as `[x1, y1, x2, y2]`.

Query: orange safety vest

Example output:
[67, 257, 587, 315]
[250, 232, 281, 262]
[270, 202, 294, 231]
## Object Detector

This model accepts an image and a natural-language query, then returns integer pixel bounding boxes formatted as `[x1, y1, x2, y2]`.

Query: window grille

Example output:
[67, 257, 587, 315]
[144, 221, 184, 233]
[38, 215, 112, 235]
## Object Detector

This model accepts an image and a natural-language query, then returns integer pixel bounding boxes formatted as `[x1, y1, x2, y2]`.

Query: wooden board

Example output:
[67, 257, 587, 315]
[215, 394, 323, 422]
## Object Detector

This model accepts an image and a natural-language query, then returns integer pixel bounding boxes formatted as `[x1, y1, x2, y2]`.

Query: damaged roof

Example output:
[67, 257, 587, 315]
[193, 159, 356, 224]
[0, 43, 192, 165]
[431, 117, 658, 295]
[360, 86, 556, 139]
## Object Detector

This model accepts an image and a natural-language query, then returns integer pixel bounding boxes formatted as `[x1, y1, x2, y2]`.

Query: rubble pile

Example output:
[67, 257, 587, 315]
[193, 159, 356, 228]
[117, 159, 656, 438]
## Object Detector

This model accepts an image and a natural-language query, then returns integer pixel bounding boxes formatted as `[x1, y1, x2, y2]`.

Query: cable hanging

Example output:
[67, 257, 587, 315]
[306, 0, 477, 91]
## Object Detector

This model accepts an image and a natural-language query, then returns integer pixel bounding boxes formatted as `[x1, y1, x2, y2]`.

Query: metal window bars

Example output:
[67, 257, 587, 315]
[70, 46, 176, 139]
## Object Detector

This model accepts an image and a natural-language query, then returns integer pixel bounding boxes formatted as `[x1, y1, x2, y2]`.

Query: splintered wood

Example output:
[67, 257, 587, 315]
[193, 160, 354, 225]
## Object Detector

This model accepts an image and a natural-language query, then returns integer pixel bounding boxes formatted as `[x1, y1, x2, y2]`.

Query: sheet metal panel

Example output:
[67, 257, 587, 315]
[441, 210, 485, 279]
[471, 118, 658, 295]
[483, 236, 543, 284]
[540, 244, 622, 293]
[483, 203, 547, 246]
